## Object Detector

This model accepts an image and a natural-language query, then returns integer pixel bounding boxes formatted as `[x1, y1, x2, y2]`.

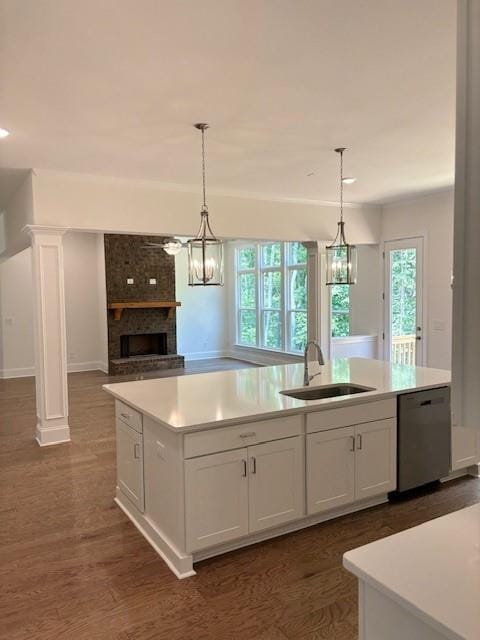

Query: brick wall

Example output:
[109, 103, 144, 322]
[104, 234, 183, 374]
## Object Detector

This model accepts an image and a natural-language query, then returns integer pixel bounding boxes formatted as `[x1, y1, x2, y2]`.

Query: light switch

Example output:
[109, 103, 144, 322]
[127, 278, 134, 285]
[149, 278, 157, 285]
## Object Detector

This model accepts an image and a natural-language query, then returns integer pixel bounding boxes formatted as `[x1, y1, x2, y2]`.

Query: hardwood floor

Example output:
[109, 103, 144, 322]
[1, 366, 479, 640]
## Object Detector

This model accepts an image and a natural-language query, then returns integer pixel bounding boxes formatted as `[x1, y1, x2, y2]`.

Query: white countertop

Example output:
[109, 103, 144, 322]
[103, 357, 450, 432]
[343, 503, 480, 640]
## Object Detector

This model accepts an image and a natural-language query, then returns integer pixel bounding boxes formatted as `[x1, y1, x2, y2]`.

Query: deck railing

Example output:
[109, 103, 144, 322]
[392, 334, 416, 365]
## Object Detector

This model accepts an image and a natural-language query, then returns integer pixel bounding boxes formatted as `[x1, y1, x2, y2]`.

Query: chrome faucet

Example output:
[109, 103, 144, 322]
[303, 341, 325, 386]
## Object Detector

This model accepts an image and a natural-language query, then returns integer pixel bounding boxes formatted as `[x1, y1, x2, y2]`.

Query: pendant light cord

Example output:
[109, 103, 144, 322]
[339, 148, 344, 224]
[201, 126, 207, 210]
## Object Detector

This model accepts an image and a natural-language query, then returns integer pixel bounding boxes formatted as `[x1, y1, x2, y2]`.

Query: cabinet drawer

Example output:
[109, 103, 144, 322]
[115, 400, 143, 433]
[306, 399, 396, 434]
[184, 415, 303, 458]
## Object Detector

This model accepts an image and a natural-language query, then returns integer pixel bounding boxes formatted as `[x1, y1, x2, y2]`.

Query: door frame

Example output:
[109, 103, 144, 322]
[382, 236, 426, 366]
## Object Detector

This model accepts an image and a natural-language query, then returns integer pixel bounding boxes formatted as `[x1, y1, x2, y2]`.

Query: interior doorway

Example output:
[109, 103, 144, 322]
[384, 237, 424, 366]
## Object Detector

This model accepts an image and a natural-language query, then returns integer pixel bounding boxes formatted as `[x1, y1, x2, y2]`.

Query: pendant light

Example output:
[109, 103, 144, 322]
[187, 123, 224, 286]
[326, 147, 357, 285]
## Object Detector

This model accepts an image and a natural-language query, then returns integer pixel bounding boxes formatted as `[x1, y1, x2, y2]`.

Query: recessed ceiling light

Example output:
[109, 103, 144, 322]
[0, 128, 10, 138]
[342, 176, 357, 184]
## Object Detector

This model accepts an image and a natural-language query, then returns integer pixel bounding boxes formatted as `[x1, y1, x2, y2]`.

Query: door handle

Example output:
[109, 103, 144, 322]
[240, 432, 256, 439]
[349, 436, 355, 452]
[121, 412, 132, 420]
[250, 456, 257, 474]
[241, 459, 247, 477]
[356, 434, 363, 450]
[133, 443, 141, 459]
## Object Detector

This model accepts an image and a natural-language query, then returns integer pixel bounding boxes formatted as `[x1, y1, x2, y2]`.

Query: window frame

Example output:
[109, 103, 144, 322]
[235, 241, 308, 353]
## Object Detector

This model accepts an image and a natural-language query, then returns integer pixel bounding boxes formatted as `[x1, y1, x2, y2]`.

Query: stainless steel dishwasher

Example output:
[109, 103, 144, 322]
[395, 386, 451, 493]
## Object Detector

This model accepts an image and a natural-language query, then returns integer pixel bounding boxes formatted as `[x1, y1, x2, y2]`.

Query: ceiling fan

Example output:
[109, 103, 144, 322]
[143, 238, 186, 255]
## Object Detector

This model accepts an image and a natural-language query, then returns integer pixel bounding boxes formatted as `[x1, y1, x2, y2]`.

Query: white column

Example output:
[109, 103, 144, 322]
[452, 0, 480, 432]
[27, 226, 70, 446]
[303, 242, 330, 358]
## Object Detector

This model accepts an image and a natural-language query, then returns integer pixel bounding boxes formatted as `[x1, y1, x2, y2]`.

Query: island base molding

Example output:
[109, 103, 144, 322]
[358, 582, 451, 640]
[116, 488, 387, 579]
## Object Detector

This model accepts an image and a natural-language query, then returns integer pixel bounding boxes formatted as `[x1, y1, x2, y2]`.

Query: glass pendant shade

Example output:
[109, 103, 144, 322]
[326, 222, 357, 285]
[187, 208, 224, 286]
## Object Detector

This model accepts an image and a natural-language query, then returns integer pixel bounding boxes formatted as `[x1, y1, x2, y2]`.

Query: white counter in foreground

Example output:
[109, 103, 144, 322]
[103, 357, 450, 432]
[343, 503, 480, 640]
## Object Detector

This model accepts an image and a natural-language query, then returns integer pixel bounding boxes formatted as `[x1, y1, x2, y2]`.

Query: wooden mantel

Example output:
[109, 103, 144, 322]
[108, 301, 181, 321]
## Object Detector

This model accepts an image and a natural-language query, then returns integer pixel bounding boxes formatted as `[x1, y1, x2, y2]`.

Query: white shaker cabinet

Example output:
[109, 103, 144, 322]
[307, 417, 397, 515]
[354, 418, 396, 500]
[116, 419, 145, 513]
[248, 436, 304, 533]
[185, 448, 249, 552]
[307, 426, 356, 514]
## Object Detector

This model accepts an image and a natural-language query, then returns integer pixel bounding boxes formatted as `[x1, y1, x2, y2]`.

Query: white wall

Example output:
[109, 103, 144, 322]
[174, 247, 228, 359]
[382, 189, 454, 370]
[0, 172, 34, 260]
[0, 231, 107, 377]
[350, 244, 381, 336]
[30, 170, 381, 245]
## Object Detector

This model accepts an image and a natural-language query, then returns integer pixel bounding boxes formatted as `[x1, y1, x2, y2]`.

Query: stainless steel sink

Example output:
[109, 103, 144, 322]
[280, 383, 375, 401]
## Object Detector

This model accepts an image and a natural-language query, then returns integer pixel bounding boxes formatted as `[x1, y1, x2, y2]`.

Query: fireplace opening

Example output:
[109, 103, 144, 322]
[120, 333, 168, 358]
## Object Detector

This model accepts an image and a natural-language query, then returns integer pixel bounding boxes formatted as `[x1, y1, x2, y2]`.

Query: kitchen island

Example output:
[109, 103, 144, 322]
[103, 357, 450, 578]
[343, 503, 480, 640]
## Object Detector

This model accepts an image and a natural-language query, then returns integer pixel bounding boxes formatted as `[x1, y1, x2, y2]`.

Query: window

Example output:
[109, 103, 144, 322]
[236, 242, 308, 353]
[331, 284, 350, 337]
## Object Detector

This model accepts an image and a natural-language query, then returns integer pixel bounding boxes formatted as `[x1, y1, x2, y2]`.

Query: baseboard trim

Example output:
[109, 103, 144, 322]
[115, 490, 195, 579]
[0, 361, 108, 379]
[35, 423, 71, 447]
[115, 486, 387, 579]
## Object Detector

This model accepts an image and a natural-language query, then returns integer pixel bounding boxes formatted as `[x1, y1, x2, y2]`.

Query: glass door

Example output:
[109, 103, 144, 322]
[384, 237, 424, 366]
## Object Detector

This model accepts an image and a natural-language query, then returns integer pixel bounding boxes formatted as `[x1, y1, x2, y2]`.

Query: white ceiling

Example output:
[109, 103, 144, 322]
[0, 0, 456, 206]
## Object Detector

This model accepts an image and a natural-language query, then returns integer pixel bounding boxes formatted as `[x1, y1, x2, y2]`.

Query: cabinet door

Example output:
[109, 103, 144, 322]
[185, 448, 249, 552]
[355, 418, 396, 500]
[116, 419, 145, 513]
[451, 426, 479, 471]
[307, 427, 355, 514]
[248, 436, 305, 533]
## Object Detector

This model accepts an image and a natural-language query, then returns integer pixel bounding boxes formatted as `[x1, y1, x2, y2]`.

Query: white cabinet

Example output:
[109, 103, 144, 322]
[185, 448, 249, 551]
[307, 426, 355, 514]
[451, 426, 479, 471]
[116, 419, 145, 513]
[249, 437, 304, 532]
[355, 419, 396, 500]
[307, 419, 396, 515]
[185, 436, 305, 551]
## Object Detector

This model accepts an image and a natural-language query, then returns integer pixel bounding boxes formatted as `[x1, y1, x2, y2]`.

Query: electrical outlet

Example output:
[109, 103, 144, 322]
[149, 278, 157, 285]
[127, 278, 134, 285]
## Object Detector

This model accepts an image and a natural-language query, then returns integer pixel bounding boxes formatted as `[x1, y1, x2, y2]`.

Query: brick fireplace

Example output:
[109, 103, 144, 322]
[104, 234, 185, 375]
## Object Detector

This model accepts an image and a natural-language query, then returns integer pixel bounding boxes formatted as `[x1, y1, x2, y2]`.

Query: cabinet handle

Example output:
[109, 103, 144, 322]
[241, 459, 247, 477]
[349, 436, 355, 452]
[133, 443, 141, 459]
[357, 434, 363, 450]
[250, 456, 257, 474]
[121, 412, 132, 420]
[240, 432, 256, 439]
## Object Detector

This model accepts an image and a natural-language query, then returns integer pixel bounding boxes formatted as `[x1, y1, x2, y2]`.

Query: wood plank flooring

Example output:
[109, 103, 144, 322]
[1, 364, 479, 640]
